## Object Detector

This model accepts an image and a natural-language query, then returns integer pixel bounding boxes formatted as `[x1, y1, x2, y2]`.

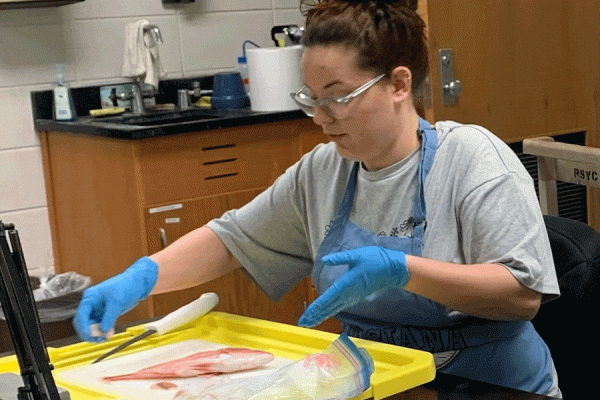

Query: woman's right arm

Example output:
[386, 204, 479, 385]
[150, 225, 242, 295]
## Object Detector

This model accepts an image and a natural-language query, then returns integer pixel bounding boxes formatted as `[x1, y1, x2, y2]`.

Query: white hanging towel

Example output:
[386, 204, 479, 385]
[122, 20, 166, 88]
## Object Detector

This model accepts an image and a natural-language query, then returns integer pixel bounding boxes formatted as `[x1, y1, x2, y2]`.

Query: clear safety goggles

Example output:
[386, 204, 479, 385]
[290, 74, 385, 119]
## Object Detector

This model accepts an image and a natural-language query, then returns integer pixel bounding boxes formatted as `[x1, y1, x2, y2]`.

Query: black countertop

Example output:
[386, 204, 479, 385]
[31, 76, 309, 140]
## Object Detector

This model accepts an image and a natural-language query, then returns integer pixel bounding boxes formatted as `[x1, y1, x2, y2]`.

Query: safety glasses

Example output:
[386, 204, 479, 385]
[290, 74, 385, 119]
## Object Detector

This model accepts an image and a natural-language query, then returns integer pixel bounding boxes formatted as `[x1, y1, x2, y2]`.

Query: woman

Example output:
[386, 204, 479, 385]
[74, 0, 561, 396]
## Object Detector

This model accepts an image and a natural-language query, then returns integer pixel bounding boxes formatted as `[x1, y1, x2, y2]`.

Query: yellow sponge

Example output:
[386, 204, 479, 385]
[89, 107, 125, 117]
[194, 96, 211, 108]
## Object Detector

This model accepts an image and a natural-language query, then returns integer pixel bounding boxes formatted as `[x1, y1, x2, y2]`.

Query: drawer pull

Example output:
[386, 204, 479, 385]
[159, 228, 168, 248]
[204, 158, 237, 166]
[202, 143, 236, 151]
[205, 172, 239, 180]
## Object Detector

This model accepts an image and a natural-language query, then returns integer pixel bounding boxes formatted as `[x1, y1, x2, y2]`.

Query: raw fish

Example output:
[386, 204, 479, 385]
[103, 347, 274, 382]
[150, 382, 178, 390]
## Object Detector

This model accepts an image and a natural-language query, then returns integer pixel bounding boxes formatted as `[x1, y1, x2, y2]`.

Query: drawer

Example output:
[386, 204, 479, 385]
[136, 120, 302, 205]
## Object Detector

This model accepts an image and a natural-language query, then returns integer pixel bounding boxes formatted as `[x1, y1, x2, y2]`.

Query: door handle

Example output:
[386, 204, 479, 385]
[443, 80, 463, 97]
[439, 49, 462, 105]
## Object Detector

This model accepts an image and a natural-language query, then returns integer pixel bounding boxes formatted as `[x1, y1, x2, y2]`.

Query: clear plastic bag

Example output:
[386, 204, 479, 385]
[173, 333, 374, 400]
[0, 272, 91, 323]
[33, 272, 91, 301]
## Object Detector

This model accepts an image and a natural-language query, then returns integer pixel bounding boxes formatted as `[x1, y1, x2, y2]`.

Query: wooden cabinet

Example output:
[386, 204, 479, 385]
[136, 124, 301, 205]
[144, 193, 267, 256]
[39, 118, 328, 326]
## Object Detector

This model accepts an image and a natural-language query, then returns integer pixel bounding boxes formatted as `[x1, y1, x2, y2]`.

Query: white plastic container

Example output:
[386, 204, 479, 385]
[246, 45, 303, 112]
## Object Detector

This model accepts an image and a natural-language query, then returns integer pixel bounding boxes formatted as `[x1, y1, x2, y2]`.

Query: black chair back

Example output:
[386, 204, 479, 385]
[532, 215, 600, 398]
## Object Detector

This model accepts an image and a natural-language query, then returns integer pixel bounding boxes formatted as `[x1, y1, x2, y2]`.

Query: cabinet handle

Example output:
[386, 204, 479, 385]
[159, 228, 168, 249]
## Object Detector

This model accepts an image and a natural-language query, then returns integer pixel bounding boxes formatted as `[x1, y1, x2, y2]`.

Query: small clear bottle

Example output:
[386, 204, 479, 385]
[238, 40, 260, 97]
[237, 56, 250, 96]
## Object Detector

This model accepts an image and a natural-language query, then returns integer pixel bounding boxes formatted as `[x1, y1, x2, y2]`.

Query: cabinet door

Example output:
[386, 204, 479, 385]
[424, 0, 598, 145]
[146, 190, 312, 326]
[422, 0, 599, 228]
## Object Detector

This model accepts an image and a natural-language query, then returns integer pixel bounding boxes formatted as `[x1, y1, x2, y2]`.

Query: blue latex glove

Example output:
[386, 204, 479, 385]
[298, 246, 409, 328]
[72, 257, 158, 342]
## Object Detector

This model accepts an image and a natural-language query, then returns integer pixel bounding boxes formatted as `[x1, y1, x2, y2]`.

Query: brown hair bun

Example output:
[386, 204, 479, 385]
[300, 0, 429, 91]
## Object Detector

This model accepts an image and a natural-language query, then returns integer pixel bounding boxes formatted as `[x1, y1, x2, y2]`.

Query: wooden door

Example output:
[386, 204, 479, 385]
[421, 0, 599, 228]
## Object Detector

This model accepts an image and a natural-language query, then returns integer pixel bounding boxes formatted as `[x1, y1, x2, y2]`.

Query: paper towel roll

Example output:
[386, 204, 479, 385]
[247, 45, 303, 112]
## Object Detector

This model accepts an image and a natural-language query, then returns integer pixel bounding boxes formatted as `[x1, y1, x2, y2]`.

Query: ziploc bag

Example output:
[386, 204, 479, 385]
[173, 333, 374, 400]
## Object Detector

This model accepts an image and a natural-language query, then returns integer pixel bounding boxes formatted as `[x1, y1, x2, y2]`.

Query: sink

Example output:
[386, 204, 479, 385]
[97, 108, 225, 127]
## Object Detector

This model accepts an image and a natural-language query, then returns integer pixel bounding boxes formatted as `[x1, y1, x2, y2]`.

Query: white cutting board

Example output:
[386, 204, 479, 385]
[56, 339, 291, 400]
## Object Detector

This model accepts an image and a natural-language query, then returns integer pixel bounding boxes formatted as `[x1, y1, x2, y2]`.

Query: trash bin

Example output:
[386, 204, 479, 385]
[0, 272, 91, 324]
[0, 272, 91, 354]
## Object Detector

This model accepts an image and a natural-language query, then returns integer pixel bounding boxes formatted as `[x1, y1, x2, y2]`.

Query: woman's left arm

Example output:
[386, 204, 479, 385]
[404, 255, 542, 320]
[297, 245, 543, 328]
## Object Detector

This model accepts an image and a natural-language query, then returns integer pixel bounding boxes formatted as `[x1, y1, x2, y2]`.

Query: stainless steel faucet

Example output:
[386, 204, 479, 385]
[143, 24, 163, 44]
[130, 83, 150, 114]
[110, 83, 157, 115]
[117, 24, 163, 114]
[177, 81, 212, 109]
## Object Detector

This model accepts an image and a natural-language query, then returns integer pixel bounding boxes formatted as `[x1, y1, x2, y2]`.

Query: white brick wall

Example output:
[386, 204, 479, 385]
[0, 0, 303, 276]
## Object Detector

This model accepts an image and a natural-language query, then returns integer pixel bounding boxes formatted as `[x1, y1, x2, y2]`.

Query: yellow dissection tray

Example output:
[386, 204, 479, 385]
[0, 312, 435, 400]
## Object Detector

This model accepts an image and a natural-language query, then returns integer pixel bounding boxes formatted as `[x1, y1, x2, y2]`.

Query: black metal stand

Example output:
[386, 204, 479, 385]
[0, 221, 61, 400]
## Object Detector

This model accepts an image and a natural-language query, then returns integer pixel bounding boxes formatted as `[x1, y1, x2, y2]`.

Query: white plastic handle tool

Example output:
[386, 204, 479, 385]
[148, 292, 219, 335]
[91, 292, 219, 364]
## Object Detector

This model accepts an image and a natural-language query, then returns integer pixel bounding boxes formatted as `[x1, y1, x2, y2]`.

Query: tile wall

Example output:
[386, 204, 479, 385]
[0, 0, 304, 276]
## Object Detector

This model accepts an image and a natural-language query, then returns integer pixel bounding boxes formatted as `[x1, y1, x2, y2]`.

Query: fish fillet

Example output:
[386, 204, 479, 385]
[103, 347, 274, 382]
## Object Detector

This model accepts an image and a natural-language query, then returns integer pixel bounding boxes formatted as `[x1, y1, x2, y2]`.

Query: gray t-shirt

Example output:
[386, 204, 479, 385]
[208, 120, 560, 304]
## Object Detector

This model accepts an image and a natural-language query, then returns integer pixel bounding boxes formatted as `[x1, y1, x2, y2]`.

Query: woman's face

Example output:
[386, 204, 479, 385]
[301, 45, 410, 170]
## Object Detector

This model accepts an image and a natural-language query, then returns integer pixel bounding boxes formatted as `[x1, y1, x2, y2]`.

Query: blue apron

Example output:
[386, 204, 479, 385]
[311, 118, 556, 394]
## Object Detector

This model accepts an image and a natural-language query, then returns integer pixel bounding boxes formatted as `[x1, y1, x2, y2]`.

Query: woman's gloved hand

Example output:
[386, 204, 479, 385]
[298, 246, 409, 328]
[72, 257, 158, 342]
